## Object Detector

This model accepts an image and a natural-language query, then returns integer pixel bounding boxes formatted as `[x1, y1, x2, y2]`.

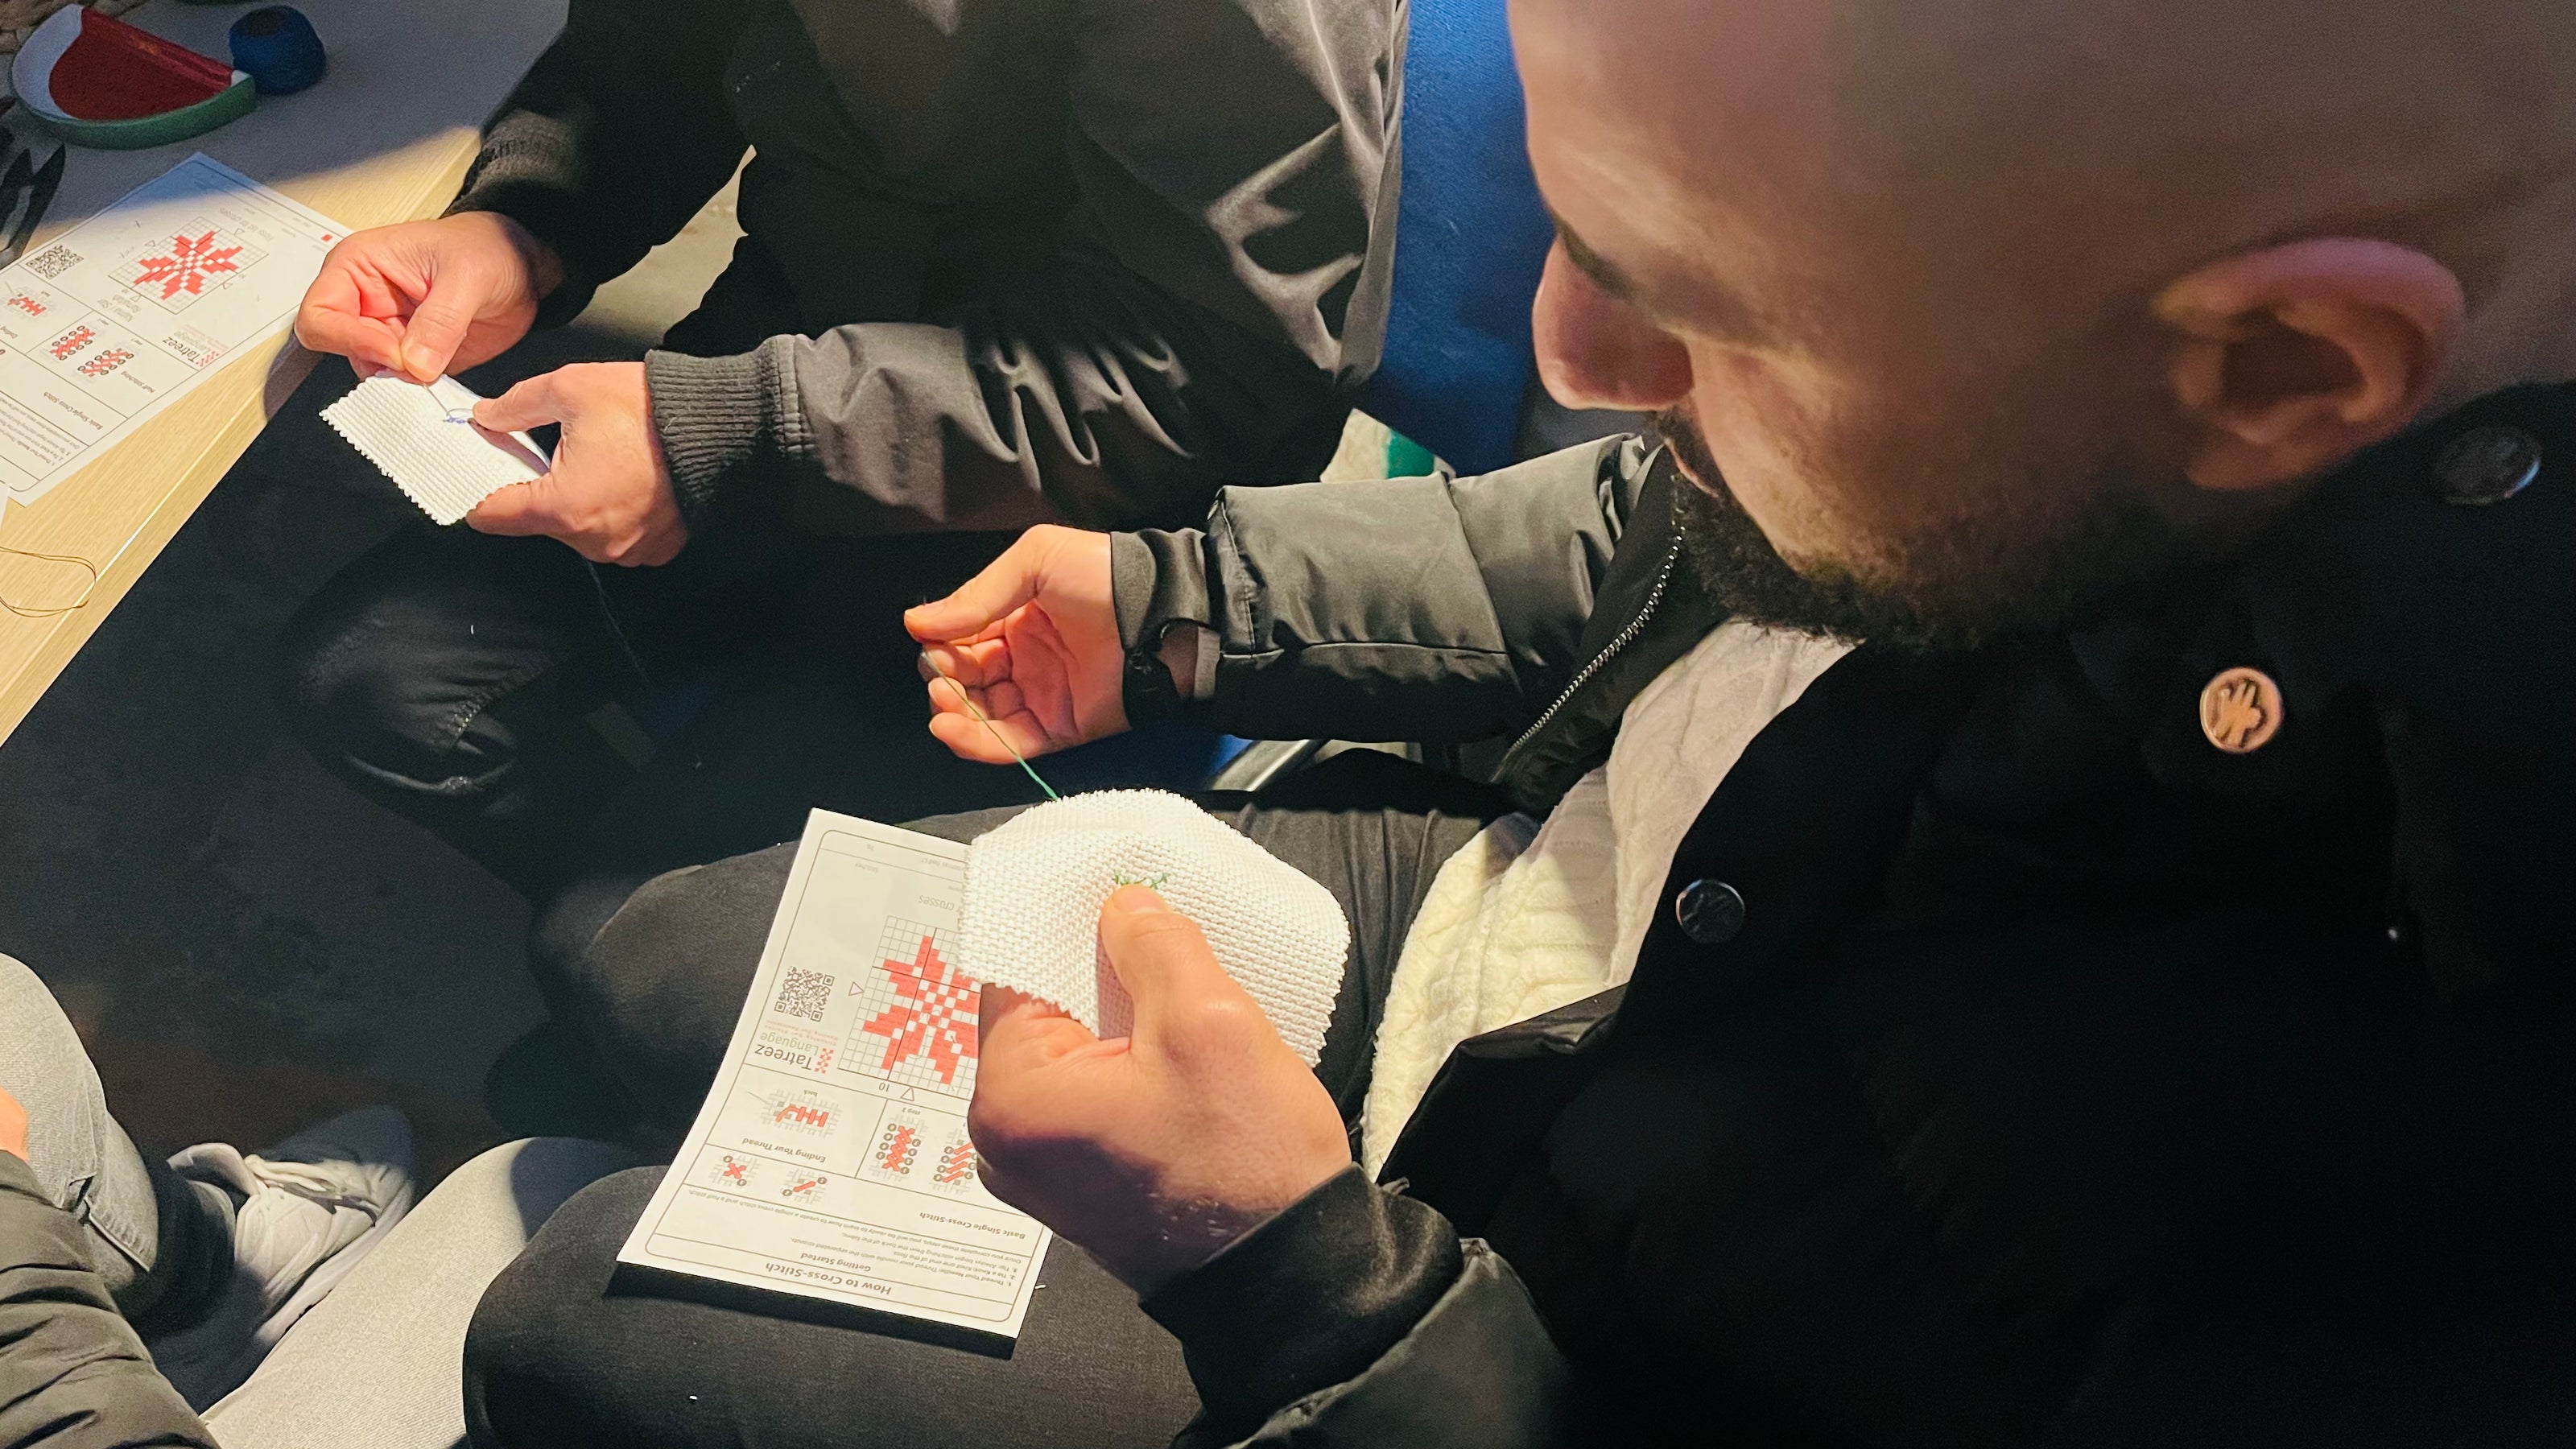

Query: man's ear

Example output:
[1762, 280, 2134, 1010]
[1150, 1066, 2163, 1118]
[2153, 238, 2463, 493]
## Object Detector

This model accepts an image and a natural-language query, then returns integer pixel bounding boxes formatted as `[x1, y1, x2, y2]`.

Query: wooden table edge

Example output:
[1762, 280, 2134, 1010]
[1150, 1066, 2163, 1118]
[0, 128, 481, 748]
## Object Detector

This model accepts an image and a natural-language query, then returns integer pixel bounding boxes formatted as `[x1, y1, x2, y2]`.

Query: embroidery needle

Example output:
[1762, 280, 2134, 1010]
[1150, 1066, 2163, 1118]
[924, 652, 1062, 803]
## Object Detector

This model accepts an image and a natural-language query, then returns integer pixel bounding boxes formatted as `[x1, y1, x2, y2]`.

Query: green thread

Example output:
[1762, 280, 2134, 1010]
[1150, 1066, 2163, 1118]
[1110, 870, 1170, 890]
[925, 655, 1062, 803]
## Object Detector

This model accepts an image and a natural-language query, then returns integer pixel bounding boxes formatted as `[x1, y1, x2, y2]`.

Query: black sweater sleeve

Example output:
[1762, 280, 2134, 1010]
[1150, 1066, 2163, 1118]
[447, 0, 753, 326]
[0, 1154, 213, 1449]
[1143, 1168, 1463, 1436]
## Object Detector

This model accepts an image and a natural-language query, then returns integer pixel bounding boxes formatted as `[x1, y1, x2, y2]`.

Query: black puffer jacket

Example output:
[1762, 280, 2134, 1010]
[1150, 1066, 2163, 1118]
[1115, 386, 2576, 1446]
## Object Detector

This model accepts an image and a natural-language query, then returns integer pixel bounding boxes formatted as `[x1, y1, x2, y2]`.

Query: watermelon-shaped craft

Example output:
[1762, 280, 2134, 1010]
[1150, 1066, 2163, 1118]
[11, 6, 253, 149]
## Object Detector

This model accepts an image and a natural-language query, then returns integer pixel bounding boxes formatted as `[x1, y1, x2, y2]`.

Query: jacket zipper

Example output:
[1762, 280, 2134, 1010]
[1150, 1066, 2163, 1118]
[1499, 530, 1685, 765]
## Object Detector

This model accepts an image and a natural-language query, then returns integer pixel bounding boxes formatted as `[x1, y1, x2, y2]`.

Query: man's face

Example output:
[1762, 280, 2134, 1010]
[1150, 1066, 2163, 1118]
[1513, 0, 2208, 648]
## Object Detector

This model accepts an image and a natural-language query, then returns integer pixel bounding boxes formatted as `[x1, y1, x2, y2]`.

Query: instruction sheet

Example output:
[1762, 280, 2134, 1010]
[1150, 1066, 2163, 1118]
[618, 811, 1051, 1339]
[0, 153, 344, 508]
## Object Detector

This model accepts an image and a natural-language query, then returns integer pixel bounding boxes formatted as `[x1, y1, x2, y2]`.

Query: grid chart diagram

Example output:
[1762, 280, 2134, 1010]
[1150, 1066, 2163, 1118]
[115, 221, 267, 313]
[841, 918, 984, 1099]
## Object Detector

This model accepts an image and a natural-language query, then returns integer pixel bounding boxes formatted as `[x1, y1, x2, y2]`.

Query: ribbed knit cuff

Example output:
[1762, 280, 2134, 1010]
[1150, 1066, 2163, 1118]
[448, 128, 599, 329]
[1144, 1167, 1463, 1435]
[644, 341, 791, 523]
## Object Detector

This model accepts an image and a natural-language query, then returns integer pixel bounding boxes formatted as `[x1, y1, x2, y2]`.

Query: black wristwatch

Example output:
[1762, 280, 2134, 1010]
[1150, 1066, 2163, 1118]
[1123, 637, 1185, 726]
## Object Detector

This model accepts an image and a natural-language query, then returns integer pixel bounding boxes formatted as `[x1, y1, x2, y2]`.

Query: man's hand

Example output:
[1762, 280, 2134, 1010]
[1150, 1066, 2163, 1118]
[0, 1085, 26, 1162]
[295, 213, 564, 382]
[468, 363, 688, 567]
[969, 887, 1348, 1296]
[906, 526, 1133, 762]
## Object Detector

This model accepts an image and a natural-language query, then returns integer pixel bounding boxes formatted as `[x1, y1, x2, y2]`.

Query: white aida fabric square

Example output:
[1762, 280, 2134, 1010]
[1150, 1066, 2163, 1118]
[959, 790, 1349, 1063]
[321, 374, 548, 525]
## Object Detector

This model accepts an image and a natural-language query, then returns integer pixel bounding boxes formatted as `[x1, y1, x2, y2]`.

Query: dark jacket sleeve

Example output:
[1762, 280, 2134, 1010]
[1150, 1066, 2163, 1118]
[1110, 434, 1655, 742]
[640, 0, 1398, 536]
[0, 1154, 213, 1449]
[448, 0, 753, 326]
[1144, 1168, 1569, 1448]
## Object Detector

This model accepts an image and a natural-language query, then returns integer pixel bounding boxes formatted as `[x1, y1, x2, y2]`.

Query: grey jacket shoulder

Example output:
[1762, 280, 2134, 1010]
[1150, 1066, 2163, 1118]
[1113, 434, 1671, 755]
[464, 0, 1402, 535]
[1063, 0, 1402, 377]
[0, 1154, 213, 1449]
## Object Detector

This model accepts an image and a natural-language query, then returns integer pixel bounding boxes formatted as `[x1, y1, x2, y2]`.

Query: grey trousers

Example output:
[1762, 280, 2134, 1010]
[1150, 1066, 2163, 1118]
[0, 952, 221, 1325]
[1, 953, 641, 1448]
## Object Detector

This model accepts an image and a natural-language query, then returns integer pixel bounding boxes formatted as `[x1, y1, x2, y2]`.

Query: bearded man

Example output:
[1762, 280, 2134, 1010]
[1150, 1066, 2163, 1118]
[458, 0, 2576, 1443]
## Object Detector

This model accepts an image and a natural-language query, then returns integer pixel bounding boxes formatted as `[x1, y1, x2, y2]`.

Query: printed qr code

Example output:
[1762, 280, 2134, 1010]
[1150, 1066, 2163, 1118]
[772, 967, 833, 1022]
[20, 246, 80, 281]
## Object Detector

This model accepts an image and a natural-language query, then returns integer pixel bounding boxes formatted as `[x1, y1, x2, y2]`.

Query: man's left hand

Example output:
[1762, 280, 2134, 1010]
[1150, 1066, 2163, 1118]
[969, 887, 1350, 1296]
[469, 362, 688, 567]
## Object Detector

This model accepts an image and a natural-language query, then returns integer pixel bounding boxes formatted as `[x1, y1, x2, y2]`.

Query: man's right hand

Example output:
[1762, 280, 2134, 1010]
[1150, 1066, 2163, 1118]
[294, 213, 564, 383]
[906, 525, 1134, 762]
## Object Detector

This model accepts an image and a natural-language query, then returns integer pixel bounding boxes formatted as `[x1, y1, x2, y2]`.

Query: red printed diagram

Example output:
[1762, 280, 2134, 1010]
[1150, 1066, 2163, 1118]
[116, 221, 266, 312]
[48, 324, 94, 360]
[877, 1121, 919, 1174]
[704, 1151, 763, 1193]
[861, 1107, 977, 1197]
[6, 293, 46, 317]
[844, 919, 983, 1096]
[749, 1087, 838, 1137]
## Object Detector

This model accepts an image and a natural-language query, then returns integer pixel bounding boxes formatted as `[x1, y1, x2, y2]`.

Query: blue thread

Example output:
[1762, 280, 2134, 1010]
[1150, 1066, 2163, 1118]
[229, 7, 328, 97]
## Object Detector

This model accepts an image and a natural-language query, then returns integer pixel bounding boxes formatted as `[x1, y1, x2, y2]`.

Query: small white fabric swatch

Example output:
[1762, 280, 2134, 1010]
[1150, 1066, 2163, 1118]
[960, 790, 1349, 1063]
[320, 374, 549, 525]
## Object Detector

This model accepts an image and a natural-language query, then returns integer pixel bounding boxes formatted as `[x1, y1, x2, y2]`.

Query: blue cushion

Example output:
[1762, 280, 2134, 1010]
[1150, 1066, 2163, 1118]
[1359, 0, 1554, 476]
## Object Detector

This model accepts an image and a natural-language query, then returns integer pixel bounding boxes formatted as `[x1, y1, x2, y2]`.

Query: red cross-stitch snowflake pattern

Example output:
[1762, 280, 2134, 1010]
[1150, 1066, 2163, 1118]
[130, 231, 244, 301]
[6, 294, 44, 317]
[78, 349, 134, 378]
[48, 326, 93, 360]
[853, 924, 982, 1089]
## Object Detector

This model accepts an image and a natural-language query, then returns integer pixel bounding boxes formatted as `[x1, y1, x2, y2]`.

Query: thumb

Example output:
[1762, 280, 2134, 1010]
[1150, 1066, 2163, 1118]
[465, 477, 554, 536]
[906, 537, 1046, 644]
[1096, 887, 1244, 1036]
[397, 275, 484, 382]
[473, 374, 565, 434]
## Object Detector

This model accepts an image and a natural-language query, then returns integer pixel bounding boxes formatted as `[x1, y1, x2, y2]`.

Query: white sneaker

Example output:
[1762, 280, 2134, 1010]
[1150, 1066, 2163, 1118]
[147, 1104, 417, 1409]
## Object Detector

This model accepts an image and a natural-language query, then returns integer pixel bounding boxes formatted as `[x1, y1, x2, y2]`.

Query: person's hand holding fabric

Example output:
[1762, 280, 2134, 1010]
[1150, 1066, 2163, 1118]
[294, 213, 563, 383]
[968, 887, 1348, 1295]
[467, 363, 689, 567]
[906, 526, 1137, 763]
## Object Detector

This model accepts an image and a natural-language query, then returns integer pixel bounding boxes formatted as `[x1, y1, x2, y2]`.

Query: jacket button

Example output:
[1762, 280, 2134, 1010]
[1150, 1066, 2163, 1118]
[2432, 424, 2541, 506]
[2198, 667, 2283, 753]
[1673, 878, 1745, 944]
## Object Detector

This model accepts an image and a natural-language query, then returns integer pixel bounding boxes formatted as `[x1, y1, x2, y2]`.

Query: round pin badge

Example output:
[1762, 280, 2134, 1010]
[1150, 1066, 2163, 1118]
[2198, 667, 2284, 753]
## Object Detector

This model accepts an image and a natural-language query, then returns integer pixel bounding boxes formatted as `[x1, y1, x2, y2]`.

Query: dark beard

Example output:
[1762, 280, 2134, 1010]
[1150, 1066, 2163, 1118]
[1658, 411, 2189, 653]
